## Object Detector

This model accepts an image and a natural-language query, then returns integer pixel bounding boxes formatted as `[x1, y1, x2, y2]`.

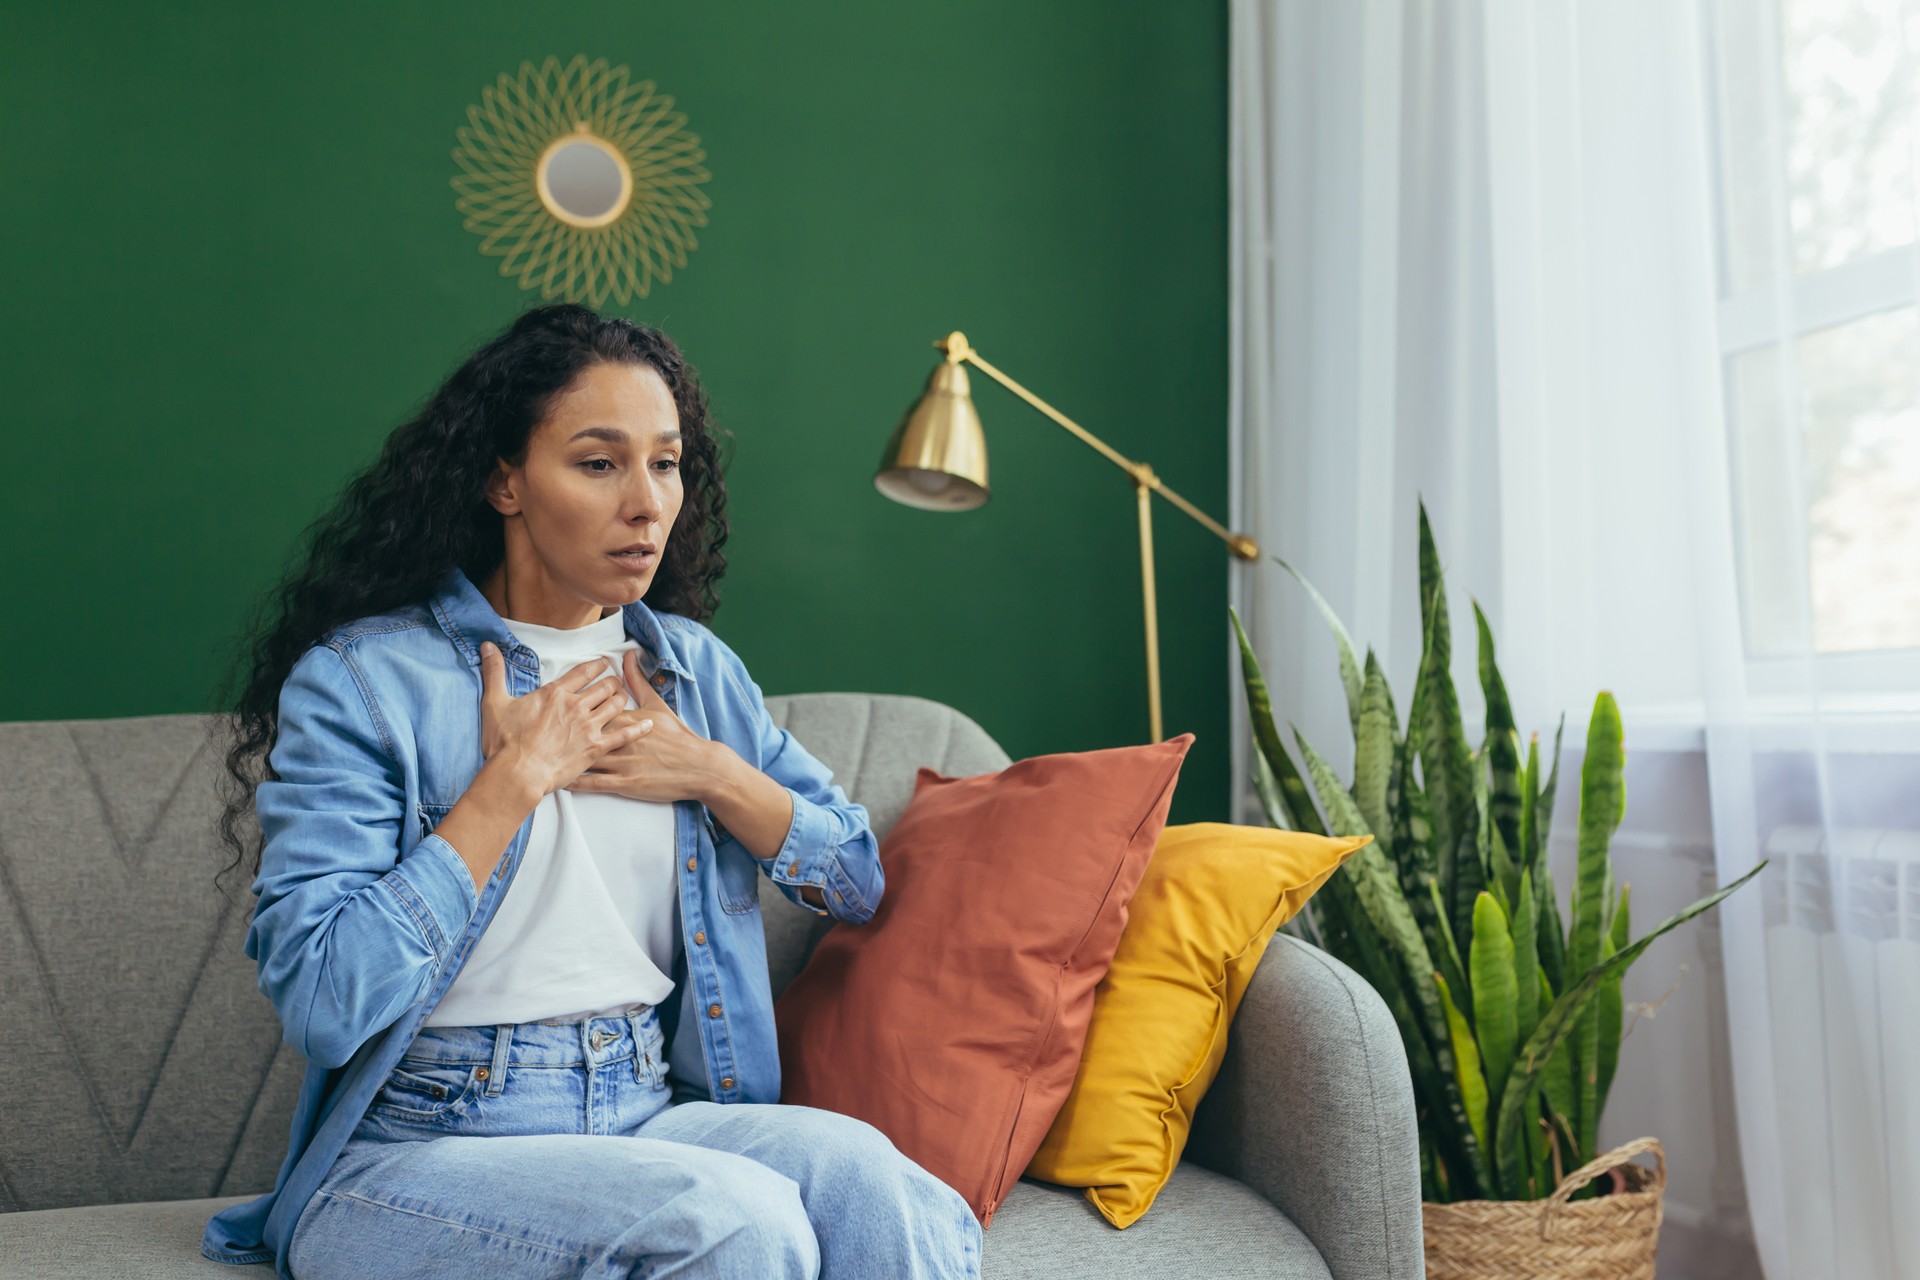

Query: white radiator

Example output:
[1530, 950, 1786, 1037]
[1761, 823, 1920, 1280]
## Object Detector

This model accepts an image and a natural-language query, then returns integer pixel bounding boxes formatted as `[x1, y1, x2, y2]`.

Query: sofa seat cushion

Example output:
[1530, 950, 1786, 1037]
[985, 1162, 1333, 1279]
[0, 1194, 262, 1277]
[0, 1160, 1331, 1279]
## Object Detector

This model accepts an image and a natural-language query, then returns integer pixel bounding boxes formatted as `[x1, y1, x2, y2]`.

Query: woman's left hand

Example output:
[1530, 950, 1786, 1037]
[565, 650, 724, 804]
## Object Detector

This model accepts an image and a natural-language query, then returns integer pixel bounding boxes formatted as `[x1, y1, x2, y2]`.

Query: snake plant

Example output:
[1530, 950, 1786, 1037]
[1232, 501, 1763, 1203]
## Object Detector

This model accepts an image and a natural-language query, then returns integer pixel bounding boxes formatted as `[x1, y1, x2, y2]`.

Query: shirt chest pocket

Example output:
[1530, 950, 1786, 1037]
[416, 801, 454, 842]
[709, 812, 760, 915]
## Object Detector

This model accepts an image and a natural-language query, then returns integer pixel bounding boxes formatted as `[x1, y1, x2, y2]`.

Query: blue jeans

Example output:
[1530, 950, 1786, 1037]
[286, 1005, 983, 1278]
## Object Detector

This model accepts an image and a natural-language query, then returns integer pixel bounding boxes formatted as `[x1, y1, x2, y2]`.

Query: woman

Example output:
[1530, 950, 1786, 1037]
[200, 304, 983, 1278]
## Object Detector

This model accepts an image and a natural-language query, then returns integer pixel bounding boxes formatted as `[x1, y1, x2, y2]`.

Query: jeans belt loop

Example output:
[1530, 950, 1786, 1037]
[487, 1024, 512, 1097]
[627, 1008, 647, 1085]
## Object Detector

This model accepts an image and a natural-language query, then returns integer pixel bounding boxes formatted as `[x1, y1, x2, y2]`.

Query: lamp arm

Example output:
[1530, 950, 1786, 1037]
[956, 346, 1259, 561]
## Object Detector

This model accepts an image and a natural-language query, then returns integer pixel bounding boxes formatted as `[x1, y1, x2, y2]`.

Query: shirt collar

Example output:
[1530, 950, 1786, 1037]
[428, 565, 696, 682]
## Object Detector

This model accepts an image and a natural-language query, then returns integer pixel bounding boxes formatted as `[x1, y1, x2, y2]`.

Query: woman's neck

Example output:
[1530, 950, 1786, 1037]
[477, 559, 618, 629]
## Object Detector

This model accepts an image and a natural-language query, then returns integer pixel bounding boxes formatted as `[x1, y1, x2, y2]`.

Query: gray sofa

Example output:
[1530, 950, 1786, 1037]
[0, 692, 1423, 1279]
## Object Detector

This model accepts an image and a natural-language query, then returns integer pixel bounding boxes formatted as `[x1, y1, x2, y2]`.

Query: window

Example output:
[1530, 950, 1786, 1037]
[1705, 0, 1920, 689]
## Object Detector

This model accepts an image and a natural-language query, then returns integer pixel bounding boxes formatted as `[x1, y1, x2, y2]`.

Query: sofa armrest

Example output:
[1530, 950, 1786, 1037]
[1185, 932, 1424, 1280]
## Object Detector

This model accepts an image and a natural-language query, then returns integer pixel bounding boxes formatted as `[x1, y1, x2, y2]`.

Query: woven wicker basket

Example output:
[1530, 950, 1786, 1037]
[1422, 1137, 1667, 1280]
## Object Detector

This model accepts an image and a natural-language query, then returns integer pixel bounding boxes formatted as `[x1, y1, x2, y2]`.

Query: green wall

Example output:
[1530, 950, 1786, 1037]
[1, 2, 1232, 824]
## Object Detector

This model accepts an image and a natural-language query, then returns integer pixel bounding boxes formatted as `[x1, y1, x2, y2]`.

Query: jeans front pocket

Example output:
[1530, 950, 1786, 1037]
[368, 1059, 484, 1125]
[641, 1017, 669, 1090]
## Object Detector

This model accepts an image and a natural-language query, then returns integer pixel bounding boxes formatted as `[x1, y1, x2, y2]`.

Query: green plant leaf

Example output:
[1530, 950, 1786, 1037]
[1474, 750, 1516, 919]
[1470, 891, 1519, 1194]
[1571, 1000, 1600, 1170]
[1489, 822, 1519, 921]
[1434, 971, 1491, 1160]
[1391, 733, 1443, 955]
[1538, 712, 1567, 859]
[1299, 860, 1368, 987]
[1474, 738, 1501, 915]
[1525, 1102, 1548, 1200]
[1537, 967, 1579, 1173]
[1608, 877, 1632, 949]
[1519, 733, 1541, 876]
[1230, 607, 1326, 836]
[1512, 870, 1540, 1048]
[1504, 873, 1542, 1199]
[1414, 508, 1482, 950]
[1428, 881, 1471, 1023]
[1568, 691, 1625, 1160]
[1534, 854, 1567, 996]
[1493, 861, 1768, 1178]
[1529, 716, 1569, 992]
[1251, 732, 1291, 830]
[1446, 824, 1488, 958]
[1474, 600, 1524, 865]
[1270, 554, 1364, 737]
[1354, 652, 1397, 843]
[1595, 883, 1631, 1121]
[1295, 731, 1467, 1112]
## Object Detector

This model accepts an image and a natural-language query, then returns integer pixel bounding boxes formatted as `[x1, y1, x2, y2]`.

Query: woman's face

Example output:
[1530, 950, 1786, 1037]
[484, 360, 684, 621]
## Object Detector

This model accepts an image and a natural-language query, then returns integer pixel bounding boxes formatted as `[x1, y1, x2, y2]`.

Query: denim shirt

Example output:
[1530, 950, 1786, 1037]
[201, 566, 884, 1273]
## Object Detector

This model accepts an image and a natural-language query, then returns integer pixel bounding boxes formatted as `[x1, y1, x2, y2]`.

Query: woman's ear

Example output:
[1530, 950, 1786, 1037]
[484, 459, 522, 516]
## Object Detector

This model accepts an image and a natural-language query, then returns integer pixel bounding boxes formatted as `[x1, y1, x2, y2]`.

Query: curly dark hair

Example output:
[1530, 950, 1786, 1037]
[209, 303, 733, 899]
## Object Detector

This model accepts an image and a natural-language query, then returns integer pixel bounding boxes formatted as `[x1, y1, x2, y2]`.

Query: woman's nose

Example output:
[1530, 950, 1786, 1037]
[623, 481, 662, 521]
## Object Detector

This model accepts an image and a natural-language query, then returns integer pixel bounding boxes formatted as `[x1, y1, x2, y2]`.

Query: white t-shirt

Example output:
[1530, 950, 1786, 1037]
[425, 606, 679, 1027]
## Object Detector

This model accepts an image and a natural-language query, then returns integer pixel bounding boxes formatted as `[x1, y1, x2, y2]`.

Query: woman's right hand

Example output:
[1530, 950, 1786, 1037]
[478, 640, 654, 798]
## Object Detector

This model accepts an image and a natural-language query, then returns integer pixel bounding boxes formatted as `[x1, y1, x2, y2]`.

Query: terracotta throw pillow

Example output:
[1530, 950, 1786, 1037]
[773, 732, 1196, 1228]
[1023, 822, 1372, 1227]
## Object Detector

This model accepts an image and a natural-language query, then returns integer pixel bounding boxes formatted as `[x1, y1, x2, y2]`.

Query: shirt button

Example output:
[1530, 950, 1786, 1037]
[787, 864, 798, 875]
[708, 1004, 722, 1018]
[685, 857, 697, 872]
[693, 930, 706, 945]
[720, 1076, 735, 1090]
[651, 673, 669, 688]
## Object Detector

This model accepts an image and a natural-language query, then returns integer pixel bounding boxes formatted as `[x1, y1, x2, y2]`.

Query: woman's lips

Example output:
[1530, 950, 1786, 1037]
[609, 550, 657, 571]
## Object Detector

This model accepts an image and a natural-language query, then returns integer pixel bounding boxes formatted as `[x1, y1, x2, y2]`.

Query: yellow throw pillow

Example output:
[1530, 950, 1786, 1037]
[1024, 821, 1372, 1228]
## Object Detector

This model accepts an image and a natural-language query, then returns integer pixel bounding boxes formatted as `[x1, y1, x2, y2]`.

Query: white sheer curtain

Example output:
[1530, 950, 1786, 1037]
[1228, 2, 1920, 1277]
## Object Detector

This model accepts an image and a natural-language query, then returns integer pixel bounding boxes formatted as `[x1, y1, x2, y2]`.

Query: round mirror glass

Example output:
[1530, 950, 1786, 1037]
[538, 136, 631, 227]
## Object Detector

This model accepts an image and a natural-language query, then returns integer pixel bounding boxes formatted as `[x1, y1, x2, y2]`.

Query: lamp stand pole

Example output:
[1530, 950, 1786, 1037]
[1135, 468, 1164, 742]
[938, 333, 1259, 743]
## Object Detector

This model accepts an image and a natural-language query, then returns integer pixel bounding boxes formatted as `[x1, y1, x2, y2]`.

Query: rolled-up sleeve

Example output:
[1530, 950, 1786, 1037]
[712, 642, 884, 924]
[245, 643, 480, 1068]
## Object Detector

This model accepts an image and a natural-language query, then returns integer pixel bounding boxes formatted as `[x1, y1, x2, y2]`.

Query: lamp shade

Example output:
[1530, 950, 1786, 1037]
[874, 359, 990, 510]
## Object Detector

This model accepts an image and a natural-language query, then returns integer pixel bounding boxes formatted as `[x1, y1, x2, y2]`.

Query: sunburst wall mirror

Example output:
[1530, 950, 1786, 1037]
[451, 55, 712, 306]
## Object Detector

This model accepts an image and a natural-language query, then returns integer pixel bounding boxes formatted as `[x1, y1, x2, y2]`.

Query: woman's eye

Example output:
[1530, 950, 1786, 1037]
[582, 459, 615, 474]
[654, 457, 681, 472]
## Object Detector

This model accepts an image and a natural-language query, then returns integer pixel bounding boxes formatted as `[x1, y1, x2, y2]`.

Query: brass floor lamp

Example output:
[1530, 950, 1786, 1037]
[873, 331, 1261, 744]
